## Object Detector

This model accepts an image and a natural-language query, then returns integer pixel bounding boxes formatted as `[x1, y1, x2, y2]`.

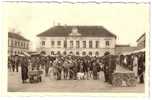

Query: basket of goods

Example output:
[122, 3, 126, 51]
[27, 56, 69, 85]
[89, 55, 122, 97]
[28, 70, 43, 83]
[112, 71, 136, 87]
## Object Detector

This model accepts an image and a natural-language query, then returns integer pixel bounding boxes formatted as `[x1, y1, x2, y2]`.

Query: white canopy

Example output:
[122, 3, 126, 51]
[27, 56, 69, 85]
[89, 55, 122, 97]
[23, 52, 31, 57]
[18, 54, 25, 57]
[123, 48, 145, 55]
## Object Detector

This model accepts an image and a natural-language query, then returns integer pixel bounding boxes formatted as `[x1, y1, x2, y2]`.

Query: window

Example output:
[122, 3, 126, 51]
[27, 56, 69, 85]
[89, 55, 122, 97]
[83, 41, 86, 48]
[89, 41, 93, 48]
[70, 41, 73, 48]
[18, 42, 20, 47]
[106, 40, 110, 46]
[11, 40, 14, 47]
[21, 42, 23, 47]
[69, 51, 73, 55]
[95, 51, 99, 56]
[42, 41, 45, 46]
[23, 43, 25, 48]
[26, 43, 28, 49]
[82, 51, 86, 56]
[89, 52, 92, 56]
[76, 52, 79, 55]
[63, 51, 66, 55]
[64, 40, 67, 48]
[76, 41, 80, 48]
[96, 41, 99, 48]
[8, 40, 11, 46]
[57, 41, 61, 46]
[51, 41, 55, 47]
[10, 50, 12, 54]
[15, 41, 17, 47]
[51, 51, 54, 55]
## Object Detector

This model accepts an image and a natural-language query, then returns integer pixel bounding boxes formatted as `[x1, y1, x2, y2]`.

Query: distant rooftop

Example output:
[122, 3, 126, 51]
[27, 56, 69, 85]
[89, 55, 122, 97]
[37, 25, 116, 38]
[8, 32, 29, 41]
[116, 44, 130, 47]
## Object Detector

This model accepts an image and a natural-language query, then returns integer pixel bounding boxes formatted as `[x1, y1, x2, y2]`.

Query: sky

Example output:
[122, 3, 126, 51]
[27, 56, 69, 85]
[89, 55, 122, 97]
[4, 3, 150, 51]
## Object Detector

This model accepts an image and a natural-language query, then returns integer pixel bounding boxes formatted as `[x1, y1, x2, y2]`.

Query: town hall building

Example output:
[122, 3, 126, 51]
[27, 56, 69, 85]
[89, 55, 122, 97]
[37, 25, 117, 56]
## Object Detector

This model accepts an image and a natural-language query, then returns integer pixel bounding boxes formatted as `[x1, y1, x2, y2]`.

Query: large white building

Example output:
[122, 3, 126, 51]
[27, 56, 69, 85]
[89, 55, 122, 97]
[37, 25, 116, 56]
[8, 32, 30, 56]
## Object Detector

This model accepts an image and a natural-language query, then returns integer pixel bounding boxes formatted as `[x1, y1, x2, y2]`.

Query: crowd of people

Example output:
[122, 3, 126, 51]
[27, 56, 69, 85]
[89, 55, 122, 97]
[8, 51, 145, 84]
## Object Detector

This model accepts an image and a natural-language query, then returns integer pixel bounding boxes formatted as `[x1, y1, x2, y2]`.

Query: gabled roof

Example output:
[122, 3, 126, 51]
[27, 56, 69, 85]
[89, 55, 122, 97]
[37, 25, 116, 38]
[136, 33, 145, 42]
[8, 32, 29, 41]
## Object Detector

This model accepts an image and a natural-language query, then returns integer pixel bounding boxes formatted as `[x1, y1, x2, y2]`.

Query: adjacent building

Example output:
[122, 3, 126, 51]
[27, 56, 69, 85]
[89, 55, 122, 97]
[8, 32, 30, 56]
[136, 33, 145, 50]
[37, 25, 116, 56]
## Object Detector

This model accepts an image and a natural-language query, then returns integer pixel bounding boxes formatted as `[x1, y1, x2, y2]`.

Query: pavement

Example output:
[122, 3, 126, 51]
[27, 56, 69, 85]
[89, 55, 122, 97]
[8, 66, 145, 92]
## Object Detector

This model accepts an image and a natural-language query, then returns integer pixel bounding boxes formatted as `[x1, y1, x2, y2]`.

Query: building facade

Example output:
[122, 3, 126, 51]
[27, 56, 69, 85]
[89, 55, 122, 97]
[37, 25, 116, 56]
[136, 33, 145, 50]
[8, 32, 30, 56]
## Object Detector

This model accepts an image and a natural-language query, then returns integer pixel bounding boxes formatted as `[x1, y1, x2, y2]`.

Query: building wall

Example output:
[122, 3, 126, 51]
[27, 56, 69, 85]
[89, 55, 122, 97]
[137, 35, 145, 50]
[37, 36, 116, 56]
[8, 37, 29, 56]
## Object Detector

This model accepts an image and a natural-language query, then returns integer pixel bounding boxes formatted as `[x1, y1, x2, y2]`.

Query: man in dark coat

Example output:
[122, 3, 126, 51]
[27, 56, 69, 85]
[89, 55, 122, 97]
[103, 52, 110, 82]
[92, 61, 99, 80]
[21, 57, 29, 83]
[83, 59, 89, 80]
[108, 55, 116, 84]
[56, 59, 62, 80]
[11, 56, 16, 72]
[45, 57, 50, 76]
[87, 60, 92, 79]
[73, 60, 79, 80]
[15, 56, 19, 72]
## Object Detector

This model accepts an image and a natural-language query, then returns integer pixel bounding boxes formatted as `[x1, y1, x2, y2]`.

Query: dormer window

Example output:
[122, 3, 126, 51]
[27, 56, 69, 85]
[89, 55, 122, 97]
[69, 27, 81, 36]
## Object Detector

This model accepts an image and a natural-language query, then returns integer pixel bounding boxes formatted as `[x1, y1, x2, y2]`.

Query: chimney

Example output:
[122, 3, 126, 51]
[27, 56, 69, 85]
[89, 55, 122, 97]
[57, 22, 61, 26]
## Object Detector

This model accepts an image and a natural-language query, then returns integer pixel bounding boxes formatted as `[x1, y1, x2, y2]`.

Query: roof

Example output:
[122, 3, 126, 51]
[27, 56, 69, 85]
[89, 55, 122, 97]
[116, 44, 130, 47]
[37, 25, 116, 38]
[8, 32, 29, 41]
[136, 33, 145, 42]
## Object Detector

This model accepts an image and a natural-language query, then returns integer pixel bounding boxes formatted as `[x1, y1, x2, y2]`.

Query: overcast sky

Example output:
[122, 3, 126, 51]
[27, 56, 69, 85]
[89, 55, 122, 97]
[4, 3, 149, 51]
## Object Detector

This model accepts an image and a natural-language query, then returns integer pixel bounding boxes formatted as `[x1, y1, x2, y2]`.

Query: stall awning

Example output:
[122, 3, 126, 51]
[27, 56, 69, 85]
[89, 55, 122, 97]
[123, 48, 145, 55]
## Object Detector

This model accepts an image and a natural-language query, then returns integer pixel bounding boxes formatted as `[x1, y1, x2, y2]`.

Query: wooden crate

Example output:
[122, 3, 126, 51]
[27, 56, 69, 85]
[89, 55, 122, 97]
[28, 70, 43, 83]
